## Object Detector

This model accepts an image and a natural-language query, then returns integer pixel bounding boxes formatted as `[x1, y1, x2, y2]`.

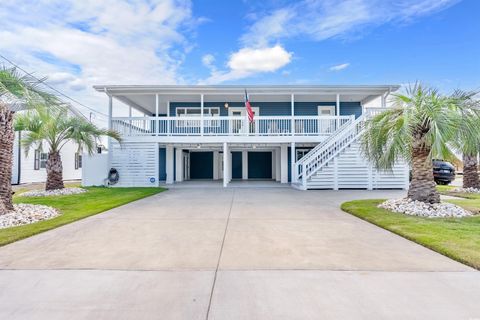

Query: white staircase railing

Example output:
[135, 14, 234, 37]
[295, 114, 367, 188]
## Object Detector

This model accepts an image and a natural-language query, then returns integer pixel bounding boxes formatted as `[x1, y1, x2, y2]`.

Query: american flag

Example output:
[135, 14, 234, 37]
[244, 89, 254, 123]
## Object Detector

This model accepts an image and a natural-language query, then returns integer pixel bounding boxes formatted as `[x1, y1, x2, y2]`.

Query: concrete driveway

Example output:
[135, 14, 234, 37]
[0, 187, 478, 319]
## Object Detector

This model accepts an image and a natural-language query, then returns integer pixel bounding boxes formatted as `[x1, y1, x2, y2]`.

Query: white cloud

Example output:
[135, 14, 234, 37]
[0, 0, 199, 121]
[200, 45, 292, 84]
[203, 0, 457, 84]
[329, 63, 350, 71]
[202, 54, 216, 71]
[240, 9, 294, 48]
[228, 46, 292, 73]
[241, 0, 459, 46]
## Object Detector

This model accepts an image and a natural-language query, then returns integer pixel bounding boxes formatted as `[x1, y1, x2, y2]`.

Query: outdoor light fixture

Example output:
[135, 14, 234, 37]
[224, 102, 229, 109]
[197, 144, 201, 149]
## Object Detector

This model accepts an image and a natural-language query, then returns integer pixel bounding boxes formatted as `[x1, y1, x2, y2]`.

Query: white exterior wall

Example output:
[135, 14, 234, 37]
[11, 131, 20, 185]
[82, 153, 108, 186]
[110, 142, 158, 187]
[12, 132, 82, 184]
[307, 142, 408, 189]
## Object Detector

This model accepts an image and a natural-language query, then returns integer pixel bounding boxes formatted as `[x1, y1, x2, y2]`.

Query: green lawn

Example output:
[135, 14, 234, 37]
[341, 193, 480, 269]
[0, 186, 165, 247]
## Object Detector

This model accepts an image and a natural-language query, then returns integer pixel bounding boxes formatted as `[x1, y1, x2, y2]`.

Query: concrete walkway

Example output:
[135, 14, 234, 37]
[0, 188, 478, 319]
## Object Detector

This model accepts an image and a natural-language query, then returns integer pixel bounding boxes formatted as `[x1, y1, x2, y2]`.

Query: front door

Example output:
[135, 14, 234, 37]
[318, 105, 336, 133]
[229, 107, 259, 134]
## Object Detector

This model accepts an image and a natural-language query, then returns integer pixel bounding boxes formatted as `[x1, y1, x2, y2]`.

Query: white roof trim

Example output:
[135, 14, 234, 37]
[94, 84, 400, 95]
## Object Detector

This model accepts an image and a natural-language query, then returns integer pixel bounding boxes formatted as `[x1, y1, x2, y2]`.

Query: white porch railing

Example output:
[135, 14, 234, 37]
[111, 115, 352, 137]
[295, 107, 390, 188]
[295, 115, 365, 187]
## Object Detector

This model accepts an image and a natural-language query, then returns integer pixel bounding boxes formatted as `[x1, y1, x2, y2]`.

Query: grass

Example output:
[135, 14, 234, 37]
[0, 186, 165, 247]
[437, 185, 480, 213]
[341, 192, 480, 269]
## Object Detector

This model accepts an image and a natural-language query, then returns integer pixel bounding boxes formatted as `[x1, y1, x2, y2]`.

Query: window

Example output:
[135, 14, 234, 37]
[40, 153, 48, 169]
[296, 149, 311, 161]
[176, 107, 220, 127]
[176, 107, 220, 117]
[318, 106, 336, 116]
[75, 152, 82, 170]
[34, 150, 47, 170]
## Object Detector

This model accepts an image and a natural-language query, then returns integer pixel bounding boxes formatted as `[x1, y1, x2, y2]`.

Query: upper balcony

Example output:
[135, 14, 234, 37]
[95, 85, 398, 142]
[112, 115, 354, 138]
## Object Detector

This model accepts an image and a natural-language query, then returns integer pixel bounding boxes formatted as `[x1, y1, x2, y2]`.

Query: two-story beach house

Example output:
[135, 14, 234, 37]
[92, 85, 408, 190]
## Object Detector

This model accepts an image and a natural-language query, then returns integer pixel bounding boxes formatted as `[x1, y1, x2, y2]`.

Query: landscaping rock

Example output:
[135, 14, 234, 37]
[379, 198, 473, 218]
[20, 187, 87, 197]
[452, 187, 480, 194]
[0, 204, 60, 229]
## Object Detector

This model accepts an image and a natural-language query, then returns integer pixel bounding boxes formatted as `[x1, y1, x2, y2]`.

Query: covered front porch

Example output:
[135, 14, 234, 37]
[161, 142, 312, 187]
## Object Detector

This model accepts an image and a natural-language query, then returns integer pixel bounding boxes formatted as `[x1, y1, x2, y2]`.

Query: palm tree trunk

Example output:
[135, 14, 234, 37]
[0, 103, 14, 214]
[45, 151, 64, 190]
[463, 153, 480, 189]
[407, 146, 440, 203]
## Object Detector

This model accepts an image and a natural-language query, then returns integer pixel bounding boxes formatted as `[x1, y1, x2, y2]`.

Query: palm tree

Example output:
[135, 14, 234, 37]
[361, 84, 480, 204]
[450, 91, 480, 189]
[0, 67, 56, 214]
[14, 104, 121, 190]
[463, 154, 479, 189]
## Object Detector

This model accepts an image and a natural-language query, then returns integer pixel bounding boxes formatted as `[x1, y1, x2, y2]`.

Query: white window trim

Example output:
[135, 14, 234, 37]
[228, 106, 260, 117]
[176, 107, 220, 128]
[318, 105, 336, 116]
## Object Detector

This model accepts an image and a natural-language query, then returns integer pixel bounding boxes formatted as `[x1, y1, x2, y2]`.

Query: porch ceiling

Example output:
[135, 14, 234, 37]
[98, 85, 399, 114]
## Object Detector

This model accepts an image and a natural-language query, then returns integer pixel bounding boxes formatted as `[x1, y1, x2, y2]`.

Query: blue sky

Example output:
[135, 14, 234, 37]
[0, 0, 478, 117]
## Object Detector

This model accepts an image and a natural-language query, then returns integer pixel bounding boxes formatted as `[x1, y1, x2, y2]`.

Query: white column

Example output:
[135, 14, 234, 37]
[275, 147, 281, 182]
[155, 94, 159, 136]
[367, 164, 373, 191]
[381, 94, 387, 108]
[333, 157, 339, 190]
[167, 101, 171, 136]
[155, 142, 160, 187]
[290, 142, 296, 183]
[228, 149, 232, 182]
[166, 145, 174, 184]
[107, 95, 113, 172]
[291, 94, 295, 136]
[213, 151, 219, 180]
[108, 95, 113, 130]
[200, 94, 204, 136]
[175, 148, 183, 182]
[128, 105, 132, 136]
[242, 150, 248, 180]
[336, 93, 340, 129]
[280, 144, 288, 183]
[223, 143, 228, 187]
[336, 94, 340, 115]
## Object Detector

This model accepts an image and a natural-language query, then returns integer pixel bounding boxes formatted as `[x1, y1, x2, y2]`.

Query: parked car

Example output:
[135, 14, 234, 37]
[432, 160, 456, 185]
[409, 160, 456, 185]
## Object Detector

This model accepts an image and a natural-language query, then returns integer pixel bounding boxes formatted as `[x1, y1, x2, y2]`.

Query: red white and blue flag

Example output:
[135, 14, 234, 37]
[244, 89, 254, 123]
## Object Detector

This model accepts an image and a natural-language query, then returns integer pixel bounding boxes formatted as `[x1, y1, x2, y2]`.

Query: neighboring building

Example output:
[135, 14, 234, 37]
[91, 85, 409, 190]
[11, 131, 82, 185]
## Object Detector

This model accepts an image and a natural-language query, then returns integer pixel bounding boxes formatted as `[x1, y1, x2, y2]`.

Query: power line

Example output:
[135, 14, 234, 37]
[0, 54, 109, 119]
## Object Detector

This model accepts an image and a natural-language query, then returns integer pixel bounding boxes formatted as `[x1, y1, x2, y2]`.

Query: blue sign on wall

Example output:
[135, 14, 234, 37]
[149, 177, 156, 183]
